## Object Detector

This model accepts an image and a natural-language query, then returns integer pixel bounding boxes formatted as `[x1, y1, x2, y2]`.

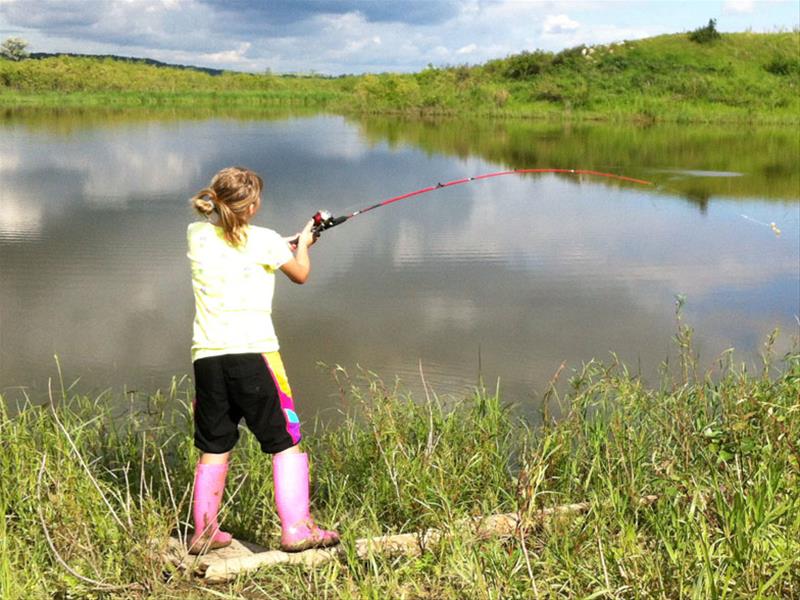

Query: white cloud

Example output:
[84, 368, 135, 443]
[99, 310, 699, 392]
[1, 0, 797, 74]
[543, 14, 580, 34]
[431, 45, 451, 58]
[723, 0, 755, 13]
[199, 41, 251, 65]
[319, 10, 364, 32]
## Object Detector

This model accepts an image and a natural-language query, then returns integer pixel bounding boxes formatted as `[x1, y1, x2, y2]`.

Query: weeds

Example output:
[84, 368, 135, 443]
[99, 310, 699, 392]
[1, 326, 798, 598]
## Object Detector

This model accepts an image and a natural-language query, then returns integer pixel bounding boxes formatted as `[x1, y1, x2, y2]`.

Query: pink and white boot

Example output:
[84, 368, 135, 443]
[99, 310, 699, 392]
[188, 462, 233, 555]
[273, 452, 339, 552]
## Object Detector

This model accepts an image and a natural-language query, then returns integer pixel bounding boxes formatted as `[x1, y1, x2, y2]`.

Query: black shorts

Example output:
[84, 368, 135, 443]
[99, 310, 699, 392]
[192, 352, 302, 454]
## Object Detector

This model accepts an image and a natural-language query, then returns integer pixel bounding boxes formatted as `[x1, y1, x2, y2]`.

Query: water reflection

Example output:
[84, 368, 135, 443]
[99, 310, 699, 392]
[1, 110, 798, 419]
[351, 115, 800, 203]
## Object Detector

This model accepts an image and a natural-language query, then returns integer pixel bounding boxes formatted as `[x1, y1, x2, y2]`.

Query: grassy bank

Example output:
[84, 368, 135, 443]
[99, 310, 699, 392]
[2, 325, 799, 598]
[347, 30, 800, 124]
[1, 31, 798, 123]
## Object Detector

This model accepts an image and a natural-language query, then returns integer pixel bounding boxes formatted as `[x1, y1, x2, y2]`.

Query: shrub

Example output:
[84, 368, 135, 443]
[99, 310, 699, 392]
[552, 45, 589, 68]
[493, 88, 510, 107]
[689, 19, 721, 44]
[764, 54, 800, 76]
[502, 50, 553, 80]
[535, 80, 566, 103]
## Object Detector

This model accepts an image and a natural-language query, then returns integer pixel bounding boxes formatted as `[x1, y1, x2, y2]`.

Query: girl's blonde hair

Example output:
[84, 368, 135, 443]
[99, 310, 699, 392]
[191, 166, 263, 246]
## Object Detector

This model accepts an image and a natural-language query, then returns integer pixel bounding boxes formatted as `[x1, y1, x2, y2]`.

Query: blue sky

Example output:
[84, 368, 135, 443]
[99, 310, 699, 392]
[1, 1, 797, 74]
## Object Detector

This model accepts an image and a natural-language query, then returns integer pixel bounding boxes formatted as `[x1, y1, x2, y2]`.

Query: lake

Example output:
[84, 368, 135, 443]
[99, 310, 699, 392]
[1, 108, 798, 419]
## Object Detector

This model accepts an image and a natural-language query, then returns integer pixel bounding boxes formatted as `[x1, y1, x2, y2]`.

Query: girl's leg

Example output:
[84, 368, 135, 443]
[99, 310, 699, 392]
[241, 352, 338, 551]
[191, 355, 240, 554]
[189, 451, 233, 554]
[273, 446, 339, 552]
[200, 451, 231, 464]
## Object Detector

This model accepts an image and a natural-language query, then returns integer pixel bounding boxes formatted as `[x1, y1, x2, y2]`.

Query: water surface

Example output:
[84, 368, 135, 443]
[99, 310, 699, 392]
[1, 110, 798, 418]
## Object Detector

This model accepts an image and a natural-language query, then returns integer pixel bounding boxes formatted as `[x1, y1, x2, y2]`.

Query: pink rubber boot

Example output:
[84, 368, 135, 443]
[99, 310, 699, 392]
[189, 462, 233, 554]
[273, 452, 339, 552]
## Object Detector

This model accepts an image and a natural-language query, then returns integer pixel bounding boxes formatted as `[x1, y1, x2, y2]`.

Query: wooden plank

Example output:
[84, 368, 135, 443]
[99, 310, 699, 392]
[165, 496, 657, 582]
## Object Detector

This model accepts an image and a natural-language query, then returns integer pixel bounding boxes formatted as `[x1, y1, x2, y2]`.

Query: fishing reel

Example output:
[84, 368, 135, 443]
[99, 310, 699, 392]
[290, 210, 347, 247]
[311, 210, 335, 237]
[311, 210, 348, 238]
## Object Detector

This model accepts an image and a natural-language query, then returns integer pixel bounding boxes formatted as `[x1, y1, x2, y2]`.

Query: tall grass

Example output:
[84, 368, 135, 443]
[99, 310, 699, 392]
[1, 324, 798, 598]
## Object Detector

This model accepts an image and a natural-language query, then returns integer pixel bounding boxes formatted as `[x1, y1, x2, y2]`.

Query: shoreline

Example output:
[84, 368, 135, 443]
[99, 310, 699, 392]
[1, 90, 798, 125]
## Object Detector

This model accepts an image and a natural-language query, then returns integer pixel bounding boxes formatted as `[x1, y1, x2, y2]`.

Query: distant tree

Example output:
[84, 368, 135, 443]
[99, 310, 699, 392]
[1, 37, 29, 61]
[688, 19, 721, 44]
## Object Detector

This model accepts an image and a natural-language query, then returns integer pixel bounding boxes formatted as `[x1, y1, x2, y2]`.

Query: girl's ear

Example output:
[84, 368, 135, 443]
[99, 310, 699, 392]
[249, 196, 261, 217]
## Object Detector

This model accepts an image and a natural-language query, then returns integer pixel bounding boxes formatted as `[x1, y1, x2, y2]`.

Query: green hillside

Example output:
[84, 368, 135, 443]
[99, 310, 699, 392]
[352, 31, 799, 123]
[1, 30, 798, 123]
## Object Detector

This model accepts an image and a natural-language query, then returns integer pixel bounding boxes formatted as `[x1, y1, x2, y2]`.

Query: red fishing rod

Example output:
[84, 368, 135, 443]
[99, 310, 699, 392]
[298, 168, 654, 242]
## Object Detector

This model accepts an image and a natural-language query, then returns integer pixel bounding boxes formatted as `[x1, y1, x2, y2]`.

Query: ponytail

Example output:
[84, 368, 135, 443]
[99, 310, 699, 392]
[190, 167, 263, 247]
[191, 188, 217, 217]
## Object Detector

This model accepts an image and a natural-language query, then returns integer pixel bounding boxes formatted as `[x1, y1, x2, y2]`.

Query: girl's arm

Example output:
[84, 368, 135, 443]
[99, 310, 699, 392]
[280, 219, 315, 284]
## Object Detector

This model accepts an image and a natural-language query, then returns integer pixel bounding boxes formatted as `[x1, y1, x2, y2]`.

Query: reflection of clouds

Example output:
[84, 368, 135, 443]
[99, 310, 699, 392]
[298, 116, 369, 162]
[0, 191, 43, 240]
[0, 146, 42, 238]
[382, 175, 798, 304]
[392, 219, 424, 266]
[2, 125, 206, 209]
[82, 148, 197, 201]
[421, 296, 478, 329]
[0, 149, 20, 171]
[132, 281, 159, 311]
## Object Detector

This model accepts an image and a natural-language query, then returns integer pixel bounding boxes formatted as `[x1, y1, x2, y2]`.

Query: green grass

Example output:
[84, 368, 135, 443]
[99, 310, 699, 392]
[1, 31, 798, 123]
[2, 320, 799, 598]
[348, 31, 800, 124]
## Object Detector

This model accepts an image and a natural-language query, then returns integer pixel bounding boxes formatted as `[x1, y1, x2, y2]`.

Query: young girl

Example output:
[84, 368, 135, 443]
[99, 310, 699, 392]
[186, 166, 339, 554]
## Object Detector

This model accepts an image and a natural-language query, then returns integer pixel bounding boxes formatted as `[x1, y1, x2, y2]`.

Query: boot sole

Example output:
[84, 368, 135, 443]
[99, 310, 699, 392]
[280, 536, 340, 553]
[188, 537, 233, 555]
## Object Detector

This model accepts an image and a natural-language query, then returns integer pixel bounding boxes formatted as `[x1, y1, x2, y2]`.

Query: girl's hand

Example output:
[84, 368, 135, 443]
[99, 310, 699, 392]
[296, 219, 317, 248]
[283, 219, 316, 251]
[283, 234, 300, 251]
[280, 220, 315, 284]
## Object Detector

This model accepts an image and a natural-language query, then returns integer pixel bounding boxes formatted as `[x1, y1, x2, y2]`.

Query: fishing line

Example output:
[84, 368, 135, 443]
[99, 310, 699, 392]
[294, 168, 655, 244]
[740, 214, 782, 236]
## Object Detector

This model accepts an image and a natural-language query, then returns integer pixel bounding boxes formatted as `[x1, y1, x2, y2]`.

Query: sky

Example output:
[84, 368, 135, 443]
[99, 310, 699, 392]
[0, 0, 797, 75]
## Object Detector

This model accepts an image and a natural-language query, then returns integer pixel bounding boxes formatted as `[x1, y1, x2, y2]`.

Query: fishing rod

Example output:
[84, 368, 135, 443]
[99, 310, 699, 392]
[293, 168, 654, 244]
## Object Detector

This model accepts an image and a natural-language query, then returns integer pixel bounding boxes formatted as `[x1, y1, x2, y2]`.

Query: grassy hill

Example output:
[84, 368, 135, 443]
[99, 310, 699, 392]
[350, 30, 799, 123]
[1, 30, 798, 123]
[27, 51, 226, 75]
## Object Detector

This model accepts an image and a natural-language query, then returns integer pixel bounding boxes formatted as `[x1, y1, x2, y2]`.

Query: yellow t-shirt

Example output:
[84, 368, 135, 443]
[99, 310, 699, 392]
[187, 222, 293, 361]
